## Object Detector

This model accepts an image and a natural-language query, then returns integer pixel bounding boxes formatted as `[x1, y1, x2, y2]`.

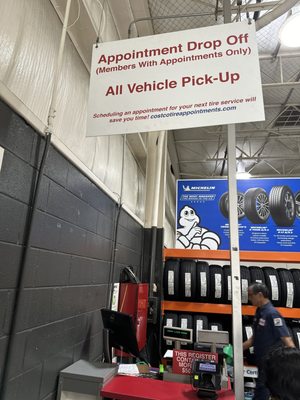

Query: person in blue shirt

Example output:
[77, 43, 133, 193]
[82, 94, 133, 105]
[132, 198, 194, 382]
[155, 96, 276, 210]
[243, 283, 295, 400]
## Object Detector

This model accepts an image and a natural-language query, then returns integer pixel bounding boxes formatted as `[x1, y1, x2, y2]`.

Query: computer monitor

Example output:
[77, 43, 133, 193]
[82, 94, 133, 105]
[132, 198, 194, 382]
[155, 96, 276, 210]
[101, 308, 141, 360]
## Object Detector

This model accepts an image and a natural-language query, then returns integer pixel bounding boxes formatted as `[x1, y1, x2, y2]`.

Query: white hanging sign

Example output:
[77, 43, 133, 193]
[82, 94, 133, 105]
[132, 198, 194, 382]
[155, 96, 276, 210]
[87, 21, 265, 136]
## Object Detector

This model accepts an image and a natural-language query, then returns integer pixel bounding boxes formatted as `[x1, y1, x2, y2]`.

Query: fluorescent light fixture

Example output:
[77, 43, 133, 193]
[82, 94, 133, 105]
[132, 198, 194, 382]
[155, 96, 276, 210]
[237, 171, 251, 179]
[279, 12, 300, 48]
[236, 160, 251, 179]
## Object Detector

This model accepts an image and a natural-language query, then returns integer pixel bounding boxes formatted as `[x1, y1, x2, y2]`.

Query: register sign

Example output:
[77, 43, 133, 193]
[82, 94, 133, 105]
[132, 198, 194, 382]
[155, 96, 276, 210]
[87, 21, 265, 136]
[173, 349, 219, 375]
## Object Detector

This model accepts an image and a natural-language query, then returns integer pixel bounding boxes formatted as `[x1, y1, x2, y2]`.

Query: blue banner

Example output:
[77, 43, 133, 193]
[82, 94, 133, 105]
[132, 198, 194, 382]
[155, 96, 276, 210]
[176, 178, 300, 251]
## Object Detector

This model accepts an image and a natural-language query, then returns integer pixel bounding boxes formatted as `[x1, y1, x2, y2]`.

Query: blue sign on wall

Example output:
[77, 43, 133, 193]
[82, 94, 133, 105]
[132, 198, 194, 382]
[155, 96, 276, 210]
[176, 178, 300, 251]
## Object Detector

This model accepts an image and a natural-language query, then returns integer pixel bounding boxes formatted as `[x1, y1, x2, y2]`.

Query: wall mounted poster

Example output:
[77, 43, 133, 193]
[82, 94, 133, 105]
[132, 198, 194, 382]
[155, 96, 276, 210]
[176, 178, 300, 252]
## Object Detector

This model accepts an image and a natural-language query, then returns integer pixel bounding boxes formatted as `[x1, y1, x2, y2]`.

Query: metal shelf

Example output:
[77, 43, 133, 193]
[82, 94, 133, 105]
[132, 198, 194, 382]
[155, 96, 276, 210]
[162, 301, 300, 318]
[164, 248, 300, 263]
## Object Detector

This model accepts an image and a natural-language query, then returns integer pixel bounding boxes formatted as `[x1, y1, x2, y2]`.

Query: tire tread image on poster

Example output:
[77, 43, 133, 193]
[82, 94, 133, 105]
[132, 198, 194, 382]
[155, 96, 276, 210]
[294, 191, 300, 218]
[244, 187, 270, 224]
[219, 192, 245, 219]
[269, 185, 296, 226]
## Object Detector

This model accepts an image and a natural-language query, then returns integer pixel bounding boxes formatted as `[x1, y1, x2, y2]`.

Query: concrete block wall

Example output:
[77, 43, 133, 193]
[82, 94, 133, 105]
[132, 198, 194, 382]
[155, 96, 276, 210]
[0, 100, 144, 400]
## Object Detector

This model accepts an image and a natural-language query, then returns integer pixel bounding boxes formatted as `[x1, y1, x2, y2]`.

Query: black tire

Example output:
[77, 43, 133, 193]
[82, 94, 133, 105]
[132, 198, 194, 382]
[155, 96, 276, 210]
[196, 261, 210, 302]
[223, 265, 232, 304]
[193, 315, 208, 342]
[291, 269, 300, 307]
[219, 192, 245, 219]
[163, 259, 180, 300]
[163, 313, 179, 348]
[209, 322, 223, 331]
[249, 266, 265, 285]
[164, 313, 179, 328]
[179, 314, 193, 330]
[209, 265, 225, 303]
[269, 185, 296, 226]
[295, 191, 300, 218]
[244, 187, 270, 224]
[179, 314, 193, 348]
[277, 269, 295, 308]
[243, 323, 255, 364]
[241, 266, 251, 304]
[223, 265, 250, 304]
[287, 326, 294, 341]
[292, 327, 300, 349]
[263, 267, 282, 306]
[180, 260, 197, 301]
[243, 324, 253, 342]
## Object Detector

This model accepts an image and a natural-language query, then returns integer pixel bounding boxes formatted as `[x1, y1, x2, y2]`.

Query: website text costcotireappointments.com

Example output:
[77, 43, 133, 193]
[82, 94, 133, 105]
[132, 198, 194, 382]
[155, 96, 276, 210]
[150, 106, 237, 119]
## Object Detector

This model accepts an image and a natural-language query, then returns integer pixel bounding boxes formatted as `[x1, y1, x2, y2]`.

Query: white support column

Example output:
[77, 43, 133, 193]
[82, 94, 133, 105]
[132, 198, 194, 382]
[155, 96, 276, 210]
[144, 132, 160, 228]
[151, 132, 165, 228]
[47, 0, 72, 134]
[144, 131, 166, 296]
[158, 133, 167, 229]
[228, 124, 244, 399]
[144, 131, 166, 228]
[223, 0, 244, 398]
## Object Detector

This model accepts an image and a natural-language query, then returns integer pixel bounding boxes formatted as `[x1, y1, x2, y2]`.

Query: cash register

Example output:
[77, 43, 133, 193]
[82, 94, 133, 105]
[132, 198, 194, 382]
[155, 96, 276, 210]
[192, 329, 229, 399]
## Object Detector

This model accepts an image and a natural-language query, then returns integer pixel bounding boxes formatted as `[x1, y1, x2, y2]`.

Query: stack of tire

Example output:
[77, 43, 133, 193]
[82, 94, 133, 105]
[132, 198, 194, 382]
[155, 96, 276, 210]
[163, 259, 300, 308]
[292, 325, 300, 349]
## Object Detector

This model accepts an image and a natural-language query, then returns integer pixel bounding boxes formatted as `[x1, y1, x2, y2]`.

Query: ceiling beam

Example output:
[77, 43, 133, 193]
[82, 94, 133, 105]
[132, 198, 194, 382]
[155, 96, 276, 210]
[256, 0, 300, 31]
[128, 1, 284, 37]
[178, 172, 300, 178]
[175, 134, 300, 142]
[178, 154, 300, 163]
[263, 82, 300, 88]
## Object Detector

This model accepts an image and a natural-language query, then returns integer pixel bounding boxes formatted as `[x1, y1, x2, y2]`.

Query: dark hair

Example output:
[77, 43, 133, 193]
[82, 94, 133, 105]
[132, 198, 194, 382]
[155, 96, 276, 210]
[249, 282, 269, 298]
[264, 347, 300, 400]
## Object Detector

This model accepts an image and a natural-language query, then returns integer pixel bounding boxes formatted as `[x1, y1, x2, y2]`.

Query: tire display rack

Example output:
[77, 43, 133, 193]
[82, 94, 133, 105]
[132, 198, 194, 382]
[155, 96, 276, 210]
[162, 249, 300, 319]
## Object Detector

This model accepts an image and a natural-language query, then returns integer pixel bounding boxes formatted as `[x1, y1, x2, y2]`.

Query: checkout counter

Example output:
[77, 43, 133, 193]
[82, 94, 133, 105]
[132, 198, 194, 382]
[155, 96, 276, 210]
[100, 317, 235, 399]
[100, 375, 235, 399]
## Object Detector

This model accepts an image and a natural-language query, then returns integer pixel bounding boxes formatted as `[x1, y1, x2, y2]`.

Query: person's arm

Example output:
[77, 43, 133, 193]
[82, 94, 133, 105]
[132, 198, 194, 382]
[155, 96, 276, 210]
[281, 336, 296, 348]
[243, 336, 253, 351]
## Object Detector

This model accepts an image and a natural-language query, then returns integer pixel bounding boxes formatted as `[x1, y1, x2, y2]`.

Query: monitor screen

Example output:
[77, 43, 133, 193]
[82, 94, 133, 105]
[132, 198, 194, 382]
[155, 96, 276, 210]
[199, 363, 217, 373]
[101, 308, 141, 359]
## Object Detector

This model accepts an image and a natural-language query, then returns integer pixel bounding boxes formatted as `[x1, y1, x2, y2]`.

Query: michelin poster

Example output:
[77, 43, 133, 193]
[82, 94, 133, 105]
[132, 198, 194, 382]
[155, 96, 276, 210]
[176, 178, 300, 251]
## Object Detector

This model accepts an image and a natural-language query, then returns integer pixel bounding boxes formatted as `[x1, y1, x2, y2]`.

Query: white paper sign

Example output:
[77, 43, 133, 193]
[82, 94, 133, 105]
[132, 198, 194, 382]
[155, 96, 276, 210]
[87, 21, 265, 136]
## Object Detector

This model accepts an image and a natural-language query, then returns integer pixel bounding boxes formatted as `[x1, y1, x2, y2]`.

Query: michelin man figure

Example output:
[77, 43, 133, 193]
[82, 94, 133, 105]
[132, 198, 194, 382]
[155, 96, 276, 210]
[176, 206, 220, 249]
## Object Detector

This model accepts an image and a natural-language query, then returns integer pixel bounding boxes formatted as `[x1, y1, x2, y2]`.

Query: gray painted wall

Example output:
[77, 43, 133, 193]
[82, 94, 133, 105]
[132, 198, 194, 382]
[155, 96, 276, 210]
[0, 100, 144, 400]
